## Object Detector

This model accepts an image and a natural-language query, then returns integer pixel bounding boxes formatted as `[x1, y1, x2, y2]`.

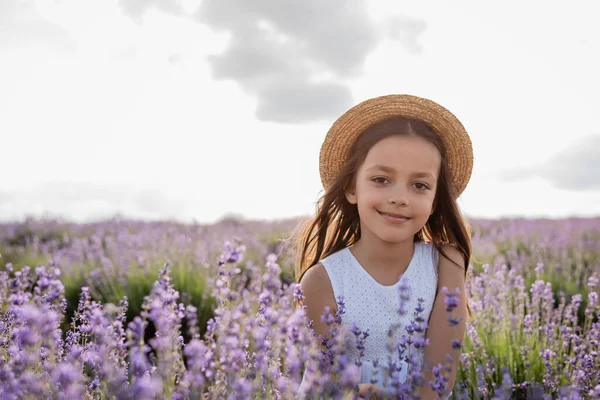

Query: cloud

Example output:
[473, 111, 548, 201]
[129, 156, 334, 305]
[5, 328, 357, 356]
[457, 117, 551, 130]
[119, 0, 427, 123]
[118, 0, 187, 22]
[253, 79, 352, 123]
[0, 182, 188, 222]
[499, 135, 600, 191]
[384, 15, 428, 55]
[0, 0, 77, 52]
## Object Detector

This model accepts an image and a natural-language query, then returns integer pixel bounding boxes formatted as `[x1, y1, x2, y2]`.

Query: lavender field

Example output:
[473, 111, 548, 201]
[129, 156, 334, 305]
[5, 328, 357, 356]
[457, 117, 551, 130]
[0, 216, 599, 399]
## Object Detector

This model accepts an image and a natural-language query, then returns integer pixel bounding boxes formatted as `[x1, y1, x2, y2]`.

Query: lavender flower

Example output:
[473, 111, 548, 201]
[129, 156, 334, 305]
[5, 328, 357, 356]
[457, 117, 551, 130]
[1, 217, 599, 398]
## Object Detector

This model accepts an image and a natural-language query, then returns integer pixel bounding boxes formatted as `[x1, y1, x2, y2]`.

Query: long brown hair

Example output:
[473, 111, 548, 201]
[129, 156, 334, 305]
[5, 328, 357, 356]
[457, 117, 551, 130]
[294, 117, 473, 319]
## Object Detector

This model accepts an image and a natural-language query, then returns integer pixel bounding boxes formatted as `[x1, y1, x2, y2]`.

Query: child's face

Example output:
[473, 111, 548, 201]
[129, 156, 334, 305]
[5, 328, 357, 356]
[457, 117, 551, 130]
[345, 134, 441, 244]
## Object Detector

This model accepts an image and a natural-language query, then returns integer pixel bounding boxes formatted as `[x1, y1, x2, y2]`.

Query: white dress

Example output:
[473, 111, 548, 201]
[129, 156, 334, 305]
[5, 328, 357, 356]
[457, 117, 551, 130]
[298, 241, 450, 398]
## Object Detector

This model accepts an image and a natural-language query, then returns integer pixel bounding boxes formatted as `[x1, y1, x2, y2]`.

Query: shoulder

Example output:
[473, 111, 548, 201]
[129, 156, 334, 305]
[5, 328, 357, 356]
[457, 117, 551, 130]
[439, 243, 466, 269]
[299, 263, 335, 305]
[436, 243, 467, 291]
[299, 263, 338, 333]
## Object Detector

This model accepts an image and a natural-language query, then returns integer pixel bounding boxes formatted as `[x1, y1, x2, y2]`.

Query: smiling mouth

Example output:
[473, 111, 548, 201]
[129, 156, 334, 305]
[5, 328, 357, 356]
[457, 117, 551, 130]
[377, 211, 410, 222]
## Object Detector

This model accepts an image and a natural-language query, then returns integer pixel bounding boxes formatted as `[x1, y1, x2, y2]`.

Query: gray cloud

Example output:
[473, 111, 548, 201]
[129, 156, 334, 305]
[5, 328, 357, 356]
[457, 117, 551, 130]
[385, 15, 428, 55]
[0, 182, 188, 222]
[119, 0, 427, 123]
[195, 1, 379, 77]
[119, 0, 186, 22]
[254, 77, 352, 123]
[499, 135, 600, 191]
[0, 0, 77, 52]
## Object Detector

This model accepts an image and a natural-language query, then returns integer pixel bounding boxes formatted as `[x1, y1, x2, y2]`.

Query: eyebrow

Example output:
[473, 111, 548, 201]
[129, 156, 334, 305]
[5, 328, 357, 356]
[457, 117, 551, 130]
[365, 164, 395, 173]
[366, 165, 437, 179]
[412, 171, 437, 179]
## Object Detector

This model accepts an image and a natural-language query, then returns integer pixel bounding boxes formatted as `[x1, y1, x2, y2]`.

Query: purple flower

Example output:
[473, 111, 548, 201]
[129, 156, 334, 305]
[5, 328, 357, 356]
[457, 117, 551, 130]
[339, 363, 360, 387]
[293, 284, 305, 303]
[51, 363, 85, 399]
[412, 337, 430, 349]
[217, 240, 246, 265]
[132, 375, 162, 400]
[2, 217, 599, 398]
[335, 296, 346, 324]
[587, 274, 599, 289]
[442, 286, 461, 312]
[142, 263, 185, 395]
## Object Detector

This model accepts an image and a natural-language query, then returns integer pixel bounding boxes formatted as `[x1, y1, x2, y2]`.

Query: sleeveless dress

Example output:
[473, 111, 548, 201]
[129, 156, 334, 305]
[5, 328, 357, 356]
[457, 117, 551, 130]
[298, 241, 449, 398]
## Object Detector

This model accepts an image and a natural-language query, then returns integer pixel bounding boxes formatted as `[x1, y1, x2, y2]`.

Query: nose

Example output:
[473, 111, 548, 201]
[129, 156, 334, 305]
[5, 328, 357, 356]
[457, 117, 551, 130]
[388, 187, 409, 206]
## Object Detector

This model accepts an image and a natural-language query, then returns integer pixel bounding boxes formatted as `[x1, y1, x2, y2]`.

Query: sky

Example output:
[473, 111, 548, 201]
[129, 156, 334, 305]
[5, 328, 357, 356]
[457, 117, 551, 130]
[1, 0, 600, 224]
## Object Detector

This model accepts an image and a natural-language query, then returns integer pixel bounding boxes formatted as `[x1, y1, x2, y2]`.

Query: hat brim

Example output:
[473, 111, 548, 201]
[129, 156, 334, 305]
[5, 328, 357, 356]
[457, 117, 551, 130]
[319, 94, 473, 198]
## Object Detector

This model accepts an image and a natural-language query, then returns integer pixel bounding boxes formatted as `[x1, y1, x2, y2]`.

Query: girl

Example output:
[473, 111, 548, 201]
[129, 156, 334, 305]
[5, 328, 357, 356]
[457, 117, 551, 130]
[295, 94, 473, 399]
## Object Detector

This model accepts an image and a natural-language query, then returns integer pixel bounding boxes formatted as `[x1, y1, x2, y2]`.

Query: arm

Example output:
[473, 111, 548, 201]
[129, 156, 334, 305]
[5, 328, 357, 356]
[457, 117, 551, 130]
[299, 263, 339, 341]
[419, 244, 468, 400]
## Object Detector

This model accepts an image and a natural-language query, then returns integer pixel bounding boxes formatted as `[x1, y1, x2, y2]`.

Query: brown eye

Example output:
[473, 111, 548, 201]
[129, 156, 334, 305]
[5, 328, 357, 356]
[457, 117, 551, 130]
[414, 182, 430, 190]
[372, 177, 388, 184]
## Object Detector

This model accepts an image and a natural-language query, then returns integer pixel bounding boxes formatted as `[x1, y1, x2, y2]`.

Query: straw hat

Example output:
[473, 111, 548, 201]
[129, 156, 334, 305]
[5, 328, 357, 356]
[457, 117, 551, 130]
[319, 94, 473, 198]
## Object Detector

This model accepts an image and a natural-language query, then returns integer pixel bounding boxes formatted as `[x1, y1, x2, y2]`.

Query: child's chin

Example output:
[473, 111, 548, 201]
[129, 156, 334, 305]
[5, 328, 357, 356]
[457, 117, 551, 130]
[374, 231, 413, 244]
